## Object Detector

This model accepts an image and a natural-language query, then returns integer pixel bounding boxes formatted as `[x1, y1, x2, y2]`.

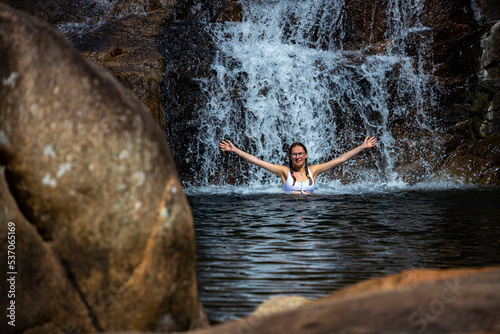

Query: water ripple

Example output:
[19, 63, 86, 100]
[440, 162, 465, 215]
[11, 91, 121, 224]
[189, 189, 500, 322]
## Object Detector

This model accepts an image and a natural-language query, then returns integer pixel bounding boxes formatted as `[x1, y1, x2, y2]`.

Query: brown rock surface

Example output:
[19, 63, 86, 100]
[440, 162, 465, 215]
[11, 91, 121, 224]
[72, 10, 171, 129]
[0, 168, 98, 334]
[251, 295, 311, 318]
[0, 4, 206, 333]
[185, 267, 500, 334]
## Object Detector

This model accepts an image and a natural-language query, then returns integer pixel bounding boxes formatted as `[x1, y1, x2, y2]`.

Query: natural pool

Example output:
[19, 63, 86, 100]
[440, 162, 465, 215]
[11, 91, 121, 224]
[188, 187, 500, 323]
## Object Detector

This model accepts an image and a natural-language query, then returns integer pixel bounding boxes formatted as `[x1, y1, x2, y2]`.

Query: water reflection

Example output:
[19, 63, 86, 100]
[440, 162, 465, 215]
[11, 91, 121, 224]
[189, 189, 500, 322]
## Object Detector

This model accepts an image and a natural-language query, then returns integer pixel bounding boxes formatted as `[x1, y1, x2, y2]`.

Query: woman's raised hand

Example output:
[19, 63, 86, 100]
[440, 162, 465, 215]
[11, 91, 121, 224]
[363, 136, 377, 149]
[219, 139, 236, 152]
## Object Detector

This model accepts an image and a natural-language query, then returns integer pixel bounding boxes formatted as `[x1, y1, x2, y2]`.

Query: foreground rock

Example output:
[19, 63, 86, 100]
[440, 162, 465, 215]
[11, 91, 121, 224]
[0, 4, 206, 333]
[187, 267, 500, 334]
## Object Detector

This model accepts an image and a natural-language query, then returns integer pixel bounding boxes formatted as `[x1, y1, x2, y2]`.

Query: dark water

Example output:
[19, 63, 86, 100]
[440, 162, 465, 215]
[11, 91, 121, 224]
[188, 188, 500, 323]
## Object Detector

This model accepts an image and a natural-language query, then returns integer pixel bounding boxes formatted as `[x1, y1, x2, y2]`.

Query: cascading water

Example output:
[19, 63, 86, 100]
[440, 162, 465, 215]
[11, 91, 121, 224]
[183, 0, 437, 192]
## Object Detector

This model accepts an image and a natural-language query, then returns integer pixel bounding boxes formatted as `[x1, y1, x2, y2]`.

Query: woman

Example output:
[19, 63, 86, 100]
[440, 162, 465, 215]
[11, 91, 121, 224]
[219, 136, 378, 194]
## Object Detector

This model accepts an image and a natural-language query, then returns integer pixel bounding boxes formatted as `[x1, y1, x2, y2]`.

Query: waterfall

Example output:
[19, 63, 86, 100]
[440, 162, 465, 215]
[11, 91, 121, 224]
[184, 0, 436, 192]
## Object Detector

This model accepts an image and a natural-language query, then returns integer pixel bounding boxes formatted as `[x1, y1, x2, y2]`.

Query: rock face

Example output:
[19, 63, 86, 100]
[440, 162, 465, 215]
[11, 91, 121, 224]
[159, 22, 218, 182]
[187, 267, 500, 334]
[71, 10, 171, 129]
[0, 4, 207, 333]
[479, 21, 500, 137]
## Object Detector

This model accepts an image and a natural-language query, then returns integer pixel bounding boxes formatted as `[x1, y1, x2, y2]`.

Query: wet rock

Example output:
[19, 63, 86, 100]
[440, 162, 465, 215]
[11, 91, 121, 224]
[112, 0, 175, 16]
[474, 0, 500, 23]
[478, 21, 500, 136]
[437, 135, 500, 184]
[159, 21, 218, 181]
[392, 131, 450, 185]
[343, 0, 388, 50]
[389, 0, 500, 184]
[183, 267, 500, 334]
[0, 4, 207, 333]
[172, 0, 242, 23]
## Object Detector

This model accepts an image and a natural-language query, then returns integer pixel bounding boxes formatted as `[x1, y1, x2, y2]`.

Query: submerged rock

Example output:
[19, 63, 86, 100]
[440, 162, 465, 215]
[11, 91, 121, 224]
[0, 4, 207, 333]
[251, 295, 311, 318]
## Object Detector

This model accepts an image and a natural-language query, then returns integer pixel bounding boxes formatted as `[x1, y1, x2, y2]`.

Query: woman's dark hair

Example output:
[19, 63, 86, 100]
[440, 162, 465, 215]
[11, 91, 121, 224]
[288, 142, 313, 186]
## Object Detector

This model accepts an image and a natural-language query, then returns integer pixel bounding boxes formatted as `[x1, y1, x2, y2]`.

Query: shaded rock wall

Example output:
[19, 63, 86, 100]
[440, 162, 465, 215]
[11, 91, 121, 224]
[0, 0, 84, 25]
[479, 21, 500, 136]
[159, 22, 217, 183]
[392, 0, 500, 184]
[0, 4, 207, 333]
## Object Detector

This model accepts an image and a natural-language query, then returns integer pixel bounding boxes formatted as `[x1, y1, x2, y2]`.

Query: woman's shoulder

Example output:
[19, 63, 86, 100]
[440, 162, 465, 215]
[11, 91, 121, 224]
[308, 164, 318, 173]
[280, 165, 290, 175]
[307, 164, 321, 180]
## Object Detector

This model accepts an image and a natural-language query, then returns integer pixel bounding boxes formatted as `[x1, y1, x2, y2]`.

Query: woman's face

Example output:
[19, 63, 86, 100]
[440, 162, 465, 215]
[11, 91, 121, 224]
[290, 146, 307, 167]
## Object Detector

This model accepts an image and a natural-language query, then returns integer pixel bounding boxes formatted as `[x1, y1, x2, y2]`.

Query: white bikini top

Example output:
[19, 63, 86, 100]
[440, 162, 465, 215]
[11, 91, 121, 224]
[282, 169, 315, 194]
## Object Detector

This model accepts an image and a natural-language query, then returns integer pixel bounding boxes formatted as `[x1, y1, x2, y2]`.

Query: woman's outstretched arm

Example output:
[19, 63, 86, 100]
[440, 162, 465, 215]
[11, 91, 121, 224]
[219, 140, 288, 178]
[309, 136, 377, 178]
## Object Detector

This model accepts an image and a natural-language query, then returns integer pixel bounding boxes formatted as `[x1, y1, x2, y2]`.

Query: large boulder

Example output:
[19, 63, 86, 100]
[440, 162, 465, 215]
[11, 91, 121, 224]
[186, 267, 500, 334]
[0, 3, 207, 333]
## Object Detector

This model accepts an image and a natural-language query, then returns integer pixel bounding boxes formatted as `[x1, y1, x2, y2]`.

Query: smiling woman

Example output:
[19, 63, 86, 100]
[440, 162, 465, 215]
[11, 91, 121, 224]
[219, 136, 377, 194]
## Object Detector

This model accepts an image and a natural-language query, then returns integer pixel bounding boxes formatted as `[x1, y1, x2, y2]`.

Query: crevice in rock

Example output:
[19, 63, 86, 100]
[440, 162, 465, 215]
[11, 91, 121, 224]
[484, 55, 500, 71]
[58, 258, 104, 332]
[0, 166, 55, 242]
